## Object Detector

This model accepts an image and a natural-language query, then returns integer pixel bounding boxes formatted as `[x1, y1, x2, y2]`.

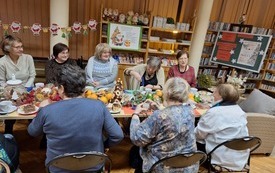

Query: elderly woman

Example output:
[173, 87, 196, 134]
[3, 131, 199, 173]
[85, 43, 118, 89]
[124, 56, 165, 90]
[195, 84, 249, 171]
[0, 35, 36, 134]
[0, 35, 36, 87]
[167, 50, 196, 87]
[130, 77, 198, 173]
[45, 43, 77, 84]
[28, 64, 123, 172]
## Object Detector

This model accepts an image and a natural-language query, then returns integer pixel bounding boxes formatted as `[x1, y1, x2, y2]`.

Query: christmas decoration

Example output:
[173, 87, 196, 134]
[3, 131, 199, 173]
[10, 21, 21, 33]
[50, 23, 60, 36]
[30, 23, 42, 36]
[72, 22, 82, 34]
[88, 19, 97, 30]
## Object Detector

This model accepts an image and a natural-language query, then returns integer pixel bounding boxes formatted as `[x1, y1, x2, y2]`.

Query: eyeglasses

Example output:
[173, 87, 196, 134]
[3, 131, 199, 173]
[12, 46, 23, 49]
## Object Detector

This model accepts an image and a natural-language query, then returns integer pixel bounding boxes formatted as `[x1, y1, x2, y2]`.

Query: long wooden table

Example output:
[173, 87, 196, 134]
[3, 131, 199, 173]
[0, 106, 206, 120]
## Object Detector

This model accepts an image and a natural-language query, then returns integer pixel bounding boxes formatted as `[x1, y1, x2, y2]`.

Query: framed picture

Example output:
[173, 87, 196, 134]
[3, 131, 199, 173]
[107, 23, 142, 51]
[210, 31, 272, 73]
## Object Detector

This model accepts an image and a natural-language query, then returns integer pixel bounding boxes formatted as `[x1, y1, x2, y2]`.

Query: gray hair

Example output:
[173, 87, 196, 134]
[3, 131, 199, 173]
[216, 83, 239, 103]
[56, 64, 86, 98]
[94, 43, 112, 59]
[1, 35, 22, 55]
[163, 77, 190, 103]
[147, 56, 162, 70]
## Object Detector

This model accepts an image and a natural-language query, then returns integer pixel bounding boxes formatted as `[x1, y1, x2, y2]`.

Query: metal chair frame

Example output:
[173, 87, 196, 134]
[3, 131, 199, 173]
[147, 151, 207, 173]
[46, 151, 111, 173]
[0, 158, 10, 173]
[207, 136, 261, 173]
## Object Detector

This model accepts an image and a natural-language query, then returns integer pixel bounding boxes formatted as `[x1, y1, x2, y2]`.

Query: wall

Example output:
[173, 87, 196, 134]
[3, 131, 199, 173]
[0, 0, 274, 60]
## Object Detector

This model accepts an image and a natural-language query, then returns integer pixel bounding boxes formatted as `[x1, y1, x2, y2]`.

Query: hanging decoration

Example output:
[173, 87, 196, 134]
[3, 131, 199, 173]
[0, 19, 97, 38]
[30, 23, 42, 36]
[88, 19, 97, 30]
[10, 21, 21, 33]
[50, 23, 60, 36]
[72, 22, 82, 34]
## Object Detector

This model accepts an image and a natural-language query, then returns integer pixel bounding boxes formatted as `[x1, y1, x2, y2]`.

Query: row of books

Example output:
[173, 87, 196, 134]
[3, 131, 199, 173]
[243, 83, 256, 89]
[202, 46, 213, 54]
[200, 57, 214, 66]
[113, 54, 144, 64]
[205, 33, 217, 43]
[260, 84, 275, 92]
[239, 71, 262, 79]
[270, 53, 275, 59]
[208, 21, 274, 36]
[267, 63, 275, 70]
[265, 72, 275, 81]
[198, 68, 217, 76]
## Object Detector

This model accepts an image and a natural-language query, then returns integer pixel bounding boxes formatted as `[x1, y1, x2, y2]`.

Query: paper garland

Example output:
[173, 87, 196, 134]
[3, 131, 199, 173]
[0, 19, 97, 38]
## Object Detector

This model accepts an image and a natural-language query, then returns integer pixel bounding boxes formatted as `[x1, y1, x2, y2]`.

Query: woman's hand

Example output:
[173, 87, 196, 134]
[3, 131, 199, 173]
[145, 84, 154, 89]
[92, 81, 100, 87]
[131, 71, 142, 82]
[39, 99, 52, 107]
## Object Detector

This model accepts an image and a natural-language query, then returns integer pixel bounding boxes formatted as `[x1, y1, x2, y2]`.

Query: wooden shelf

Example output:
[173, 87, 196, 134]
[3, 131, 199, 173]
[148, 40, 191, 46]
[262, 79, 275, 83]
[259, 88, 275, 93]
[151, 27, 193, 34]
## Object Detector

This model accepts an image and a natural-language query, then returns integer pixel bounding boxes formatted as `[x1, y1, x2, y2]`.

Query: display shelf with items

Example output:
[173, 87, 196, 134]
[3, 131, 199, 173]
[99, 6, 151, 66]
[147, 16, 195, 68]
[259, 37, 275, 96]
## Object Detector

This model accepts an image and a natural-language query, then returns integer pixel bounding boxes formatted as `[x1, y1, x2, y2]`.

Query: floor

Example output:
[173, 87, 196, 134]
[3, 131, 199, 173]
[0, 120, 274, 173]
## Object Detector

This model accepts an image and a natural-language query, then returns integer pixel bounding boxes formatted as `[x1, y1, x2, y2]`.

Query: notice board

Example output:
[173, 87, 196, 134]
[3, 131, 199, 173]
[210, 31, 272, 72]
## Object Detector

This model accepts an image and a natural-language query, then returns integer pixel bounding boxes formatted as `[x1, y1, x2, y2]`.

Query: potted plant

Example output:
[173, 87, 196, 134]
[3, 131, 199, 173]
[197, 74, 213, 89]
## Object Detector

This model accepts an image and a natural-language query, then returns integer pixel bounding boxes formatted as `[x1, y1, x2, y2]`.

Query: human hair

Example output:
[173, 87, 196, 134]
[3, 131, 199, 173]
[147, 56, 162, 70]
[163, 77, 190, 103]
[94, 43, 112, 59]
[0, 35, 22, 55]
[176, 50, 189, 60]
[56, 64, 86, 98]
[53, 43, 69, 58]
[216, 83, 239, 103]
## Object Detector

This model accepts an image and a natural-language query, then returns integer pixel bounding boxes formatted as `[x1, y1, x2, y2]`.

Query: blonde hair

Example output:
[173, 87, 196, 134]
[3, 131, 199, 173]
[163, 77, 190, 103]
[94, 43, 112, 59]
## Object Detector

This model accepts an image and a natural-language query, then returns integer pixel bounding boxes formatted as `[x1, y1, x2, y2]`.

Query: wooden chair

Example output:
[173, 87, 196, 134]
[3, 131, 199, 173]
[147, 151, 207, 173]
[207, 136, 261, 173]
[0, 158, 11, 173]
[46, 151, 111, 173]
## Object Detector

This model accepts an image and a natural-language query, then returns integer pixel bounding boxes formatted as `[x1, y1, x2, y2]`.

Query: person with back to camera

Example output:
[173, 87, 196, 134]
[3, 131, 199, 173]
[124, 56, 165, 90]
[85, 43, 118, 90]
[130, 77, 198, 173]
[0, 35, 36, 134]
[28, 64, 124, 173]
[45, 43, 77, 84]
[195, 83, 249, 171]
[167, 50, 196, 87]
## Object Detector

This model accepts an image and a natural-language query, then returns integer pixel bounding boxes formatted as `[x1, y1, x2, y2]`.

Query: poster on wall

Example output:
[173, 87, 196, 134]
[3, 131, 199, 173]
[210, 31, 272, 72]
[108, 23, 141, 51]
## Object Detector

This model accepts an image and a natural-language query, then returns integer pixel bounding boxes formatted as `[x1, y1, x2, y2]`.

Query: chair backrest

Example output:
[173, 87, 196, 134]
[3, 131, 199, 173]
[207, 136, 261, 172]
[0, 158, 11, 173]
[46, 151, 111, 173]
[148, 151, 207, 173]
[208, 136, 262, 155]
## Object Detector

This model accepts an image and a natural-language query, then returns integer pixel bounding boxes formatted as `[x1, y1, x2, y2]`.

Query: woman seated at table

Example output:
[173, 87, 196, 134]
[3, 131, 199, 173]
[130, 77, 198, 173]
[45, 43, 77, 84]
[85, 43, 118, 90]
[167, 50, 196, 87]
[124, 56, 165, 90]
[195, 83, 249, 171]
[28, 64, 124, 172]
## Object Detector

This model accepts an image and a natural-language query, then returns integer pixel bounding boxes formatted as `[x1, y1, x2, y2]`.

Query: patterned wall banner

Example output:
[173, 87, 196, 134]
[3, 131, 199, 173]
[0, 19, 97, 38]
[210, 31, 272, 73]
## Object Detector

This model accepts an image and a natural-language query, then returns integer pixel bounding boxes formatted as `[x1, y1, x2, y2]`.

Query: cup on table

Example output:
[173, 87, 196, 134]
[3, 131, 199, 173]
[0, 100, 13, 112]
[190, 88, 198, 94]
[35, 83, 45, 89]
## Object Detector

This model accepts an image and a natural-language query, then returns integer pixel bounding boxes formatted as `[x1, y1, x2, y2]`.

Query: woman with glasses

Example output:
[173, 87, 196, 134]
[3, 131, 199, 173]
[167, 50, 196, 87]
[0, 35, 36, 87]
[85, 43, 118, 90]
[0, 35, 36, 134]
[45, 43, 77, 84]
[124, 56, 165, 90]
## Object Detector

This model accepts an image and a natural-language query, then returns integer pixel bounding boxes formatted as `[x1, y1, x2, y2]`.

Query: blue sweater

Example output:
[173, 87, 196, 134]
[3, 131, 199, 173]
[28, 98, 124, 168]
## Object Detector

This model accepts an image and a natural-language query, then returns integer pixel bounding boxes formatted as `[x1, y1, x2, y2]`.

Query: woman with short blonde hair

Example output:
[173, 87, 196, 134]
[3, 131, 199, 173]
[85, 43, 118, 89]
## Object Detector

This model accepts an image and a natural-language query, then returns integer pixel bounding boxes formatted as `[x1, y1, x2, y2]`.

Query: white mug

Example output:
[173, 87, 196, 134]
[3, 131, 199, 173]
[35, 83, 45, 88]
